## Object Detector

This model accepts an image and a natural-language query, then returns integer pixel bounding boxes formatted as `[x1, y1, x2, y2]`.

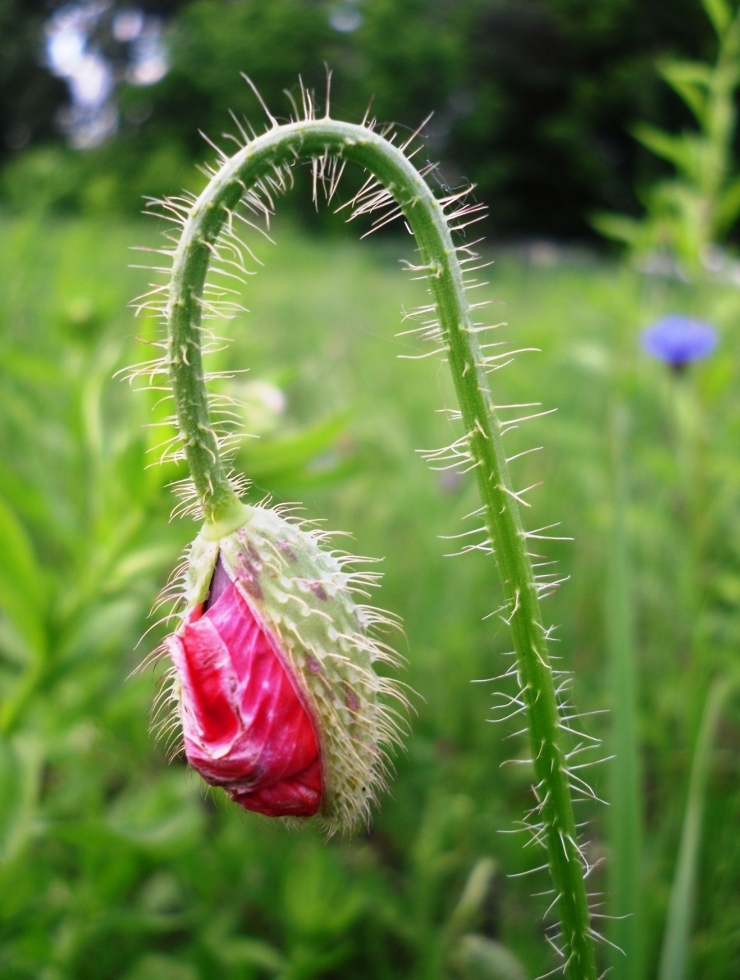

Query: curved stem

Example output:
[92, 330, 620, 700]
[166, 116, 597, 979]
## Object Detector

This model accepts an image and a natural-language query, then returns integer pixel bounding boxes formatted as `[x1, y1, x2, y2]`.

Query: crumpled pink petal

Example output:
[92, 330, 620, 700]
[167, 580, 322, 817]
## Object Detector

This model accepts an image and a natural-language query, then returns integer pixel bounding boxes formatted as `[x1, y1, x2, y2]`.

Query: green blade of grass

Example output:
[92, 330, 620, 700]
[606, 403, 644, 980]
[657, 673, 740, 980]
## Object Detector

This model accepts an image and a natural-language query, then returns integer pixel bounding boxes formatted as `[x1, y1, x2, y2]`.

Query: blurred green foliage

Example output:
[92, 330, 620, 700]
[657, 672, 740, 980]
[0, 0, 731, 237]
[594, 0, 740, 274]
[1, 215, 740, 977]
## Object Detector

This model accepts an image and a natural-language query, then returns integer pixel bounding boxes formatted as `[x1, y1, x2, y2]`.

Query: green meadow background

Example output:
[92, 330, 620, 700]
[1, 210, 739, 978]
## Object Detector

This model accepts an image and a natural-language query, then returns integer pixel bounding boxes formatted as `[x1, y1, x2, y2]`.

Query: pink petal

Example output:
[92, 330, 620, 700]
[169, 616, 241, 755]
[170, 581, 323, 817]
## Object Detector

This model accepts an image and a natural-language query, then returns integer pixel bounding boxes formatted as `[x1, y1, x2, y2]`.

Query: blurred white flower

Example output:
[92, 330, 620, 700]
[45, 2, 168, 148]
[231, 380, 288, 435]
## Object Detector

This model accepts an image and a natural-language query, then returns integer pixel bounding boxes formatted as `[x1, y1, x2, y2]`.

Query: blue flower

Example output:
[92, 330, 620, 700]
[641, 315, 717, 372]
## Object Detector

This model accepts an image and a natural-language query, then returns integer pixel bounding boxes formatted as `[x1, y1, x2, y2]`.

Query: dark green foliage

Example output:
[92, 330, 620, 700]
[0, 0, 727, 236]
[593, 0, 740, 272]
[0, 0, 68, 162]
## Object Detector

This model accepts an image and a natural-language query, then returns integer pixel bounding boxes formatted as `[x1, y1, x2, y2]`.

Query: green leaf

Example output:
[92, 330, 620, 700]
[0, 459, 60, 545]
[713, 173, 740, 233]
[632, 124, 697, 177]
[106, 773, 204, 852]
[123, 955, 198, 980]
[0, 494, 46, 653]
[0, 735, 42, 864]
[606, 405, 644, 980]
[447, 859, 498, 936]
[59, 597, 141, 667]
[702, 0, 733, 36]
[210, 936, 286, 972]
[589, 212, 642, 245]
[657, 59, 711, 124]
[239, 411, 351, 482]
[282, 843, 363, 939]
[203, 913, 288, 972]
[449, 935, 529, 980]
[657, 674, 740, 980]
[0, 347, 66, 388]
[106, 543, 176, 593]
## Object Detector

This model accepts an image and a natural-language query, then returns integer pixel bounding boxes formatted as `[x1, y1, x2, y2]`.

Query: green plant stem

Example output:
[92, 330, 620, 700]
[0, 661, 44, 736]
[166, 116, 596, 979]
[606, 403, 643, 980]
[657, 673, 740, 980]
[669, 375, 701, 655]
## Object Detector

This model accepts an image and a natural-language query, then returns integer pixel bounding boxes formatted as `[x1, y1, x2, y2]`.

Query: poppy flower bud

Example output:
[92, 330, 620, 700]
[162, 502, 406, 834]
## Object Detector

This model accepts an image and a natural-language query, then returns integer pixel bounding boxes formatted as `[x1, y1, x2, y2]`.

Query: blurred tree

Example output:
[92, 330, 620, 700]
[452, 0, 717, 236]
[0, 0, 68, 162]
[139, 0, 339, 157]
[123, 0, 468, 224]
[0, 0, 728, 238]
[593, 0, 740, 275]
[0, 1, 189, 162]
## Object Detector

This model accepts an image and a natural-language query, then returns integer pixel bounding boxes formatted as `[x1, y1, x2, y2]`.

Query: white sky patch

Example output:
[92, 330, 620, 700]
[129, 22, 169, 86]
[45, 1, 168, 148]
[329, 3, 363, 34]
[113, 8, 144, 42]
[46, 2, 113, 107]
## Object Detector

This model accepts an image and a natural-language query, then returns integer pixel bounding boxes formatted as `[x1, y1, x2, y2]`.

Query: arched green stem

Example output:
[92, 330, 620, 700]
[166, 117, 597, 980]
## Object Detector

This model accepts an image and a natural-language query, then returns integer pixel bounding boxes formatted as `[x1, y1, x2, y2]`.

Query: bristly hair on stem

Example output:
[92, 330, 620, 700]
[128, 75, 601, 979]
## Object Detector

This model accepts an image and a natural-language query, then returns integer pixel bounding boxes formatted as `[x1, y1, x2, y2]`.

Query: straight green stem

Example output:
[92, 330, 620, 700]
[658, 674, 740, 980]
[606, 403, 643, 980]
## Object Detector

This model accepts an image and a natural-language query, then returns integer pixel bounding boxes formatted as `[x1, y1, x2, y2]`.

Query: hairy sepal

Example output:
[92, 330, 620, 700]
[182, 503, 404, 835]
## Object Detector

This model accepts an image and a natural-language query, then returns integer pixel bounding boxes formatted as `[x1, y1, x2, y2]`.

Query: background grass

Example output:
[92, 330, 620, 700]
[1, 212, 740, 978]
